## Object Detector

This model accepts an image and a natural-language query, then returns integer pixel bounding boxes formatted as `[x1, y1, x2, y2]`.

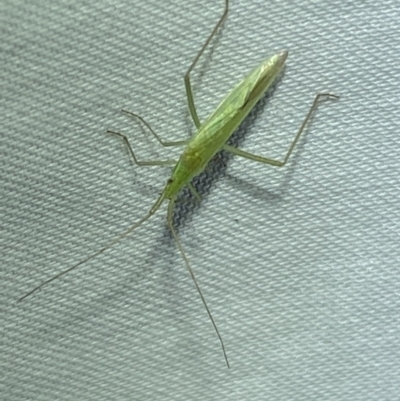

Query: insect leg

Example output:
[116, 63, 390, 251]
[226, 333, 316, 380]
[184, 0, 229, 129]
[223, 93, 339, 166]
[187, 182, 202, 202]
[167, 196, 229, 368]
[121, 110, 188, 147]
[107, 130, 178, 167]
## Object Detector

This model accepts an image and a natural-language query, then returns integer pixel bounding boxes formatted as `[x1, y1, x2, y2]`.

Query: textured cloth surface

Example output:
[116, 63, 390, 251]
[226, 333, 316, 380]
[2, 0, 400, 400]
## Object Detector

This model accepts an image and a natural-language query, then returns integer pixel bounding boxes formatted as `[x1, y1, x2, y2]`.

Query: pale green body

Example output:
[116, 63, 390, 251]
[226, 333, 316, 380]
[164, 50, 288, 199]
[19, 0, 337, 369]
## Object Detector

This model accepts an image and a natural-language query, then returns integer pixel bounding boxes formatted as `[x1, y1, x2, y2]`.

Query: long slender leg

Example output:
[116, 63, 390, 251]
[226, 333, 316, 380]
[223, 93, 339, 166]
[107, 130, 178, 167]
[121, 110, 188, 147]
[187, 182, 202, 202]
[184, 0, 229, 129]
[167, 197, 229, 368]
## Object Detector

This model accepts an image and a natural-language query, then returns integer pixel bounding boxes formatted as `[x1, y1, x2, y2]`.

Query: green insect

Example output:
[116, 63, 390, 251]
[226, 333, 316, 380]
[19, 0, 338, 368]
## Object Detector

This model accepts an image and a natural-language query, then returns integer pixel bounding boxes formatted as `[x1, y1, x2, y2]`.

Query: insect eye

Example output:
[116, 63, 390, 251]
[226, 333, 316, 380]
[167, 178, 173, 184]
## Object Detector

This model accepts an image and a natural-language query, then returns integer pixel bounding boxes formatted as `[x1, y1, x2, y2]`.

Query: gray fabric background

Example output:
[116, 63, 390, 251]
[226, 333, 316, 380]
[2, 0, 399, 400]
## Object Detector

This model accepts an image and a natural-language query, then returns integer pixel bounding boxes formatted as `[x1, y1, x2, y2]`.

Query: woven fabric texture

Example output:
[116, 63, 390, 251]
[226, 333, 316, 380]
[2, 0, 399, 400]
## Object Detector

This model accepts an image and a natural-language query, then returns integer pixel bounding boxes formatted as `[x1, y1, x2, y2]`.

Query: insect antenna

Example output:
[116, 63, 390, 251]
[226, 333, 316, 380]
[167, 196, 230, 368]
[18, 192, 166, 302]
